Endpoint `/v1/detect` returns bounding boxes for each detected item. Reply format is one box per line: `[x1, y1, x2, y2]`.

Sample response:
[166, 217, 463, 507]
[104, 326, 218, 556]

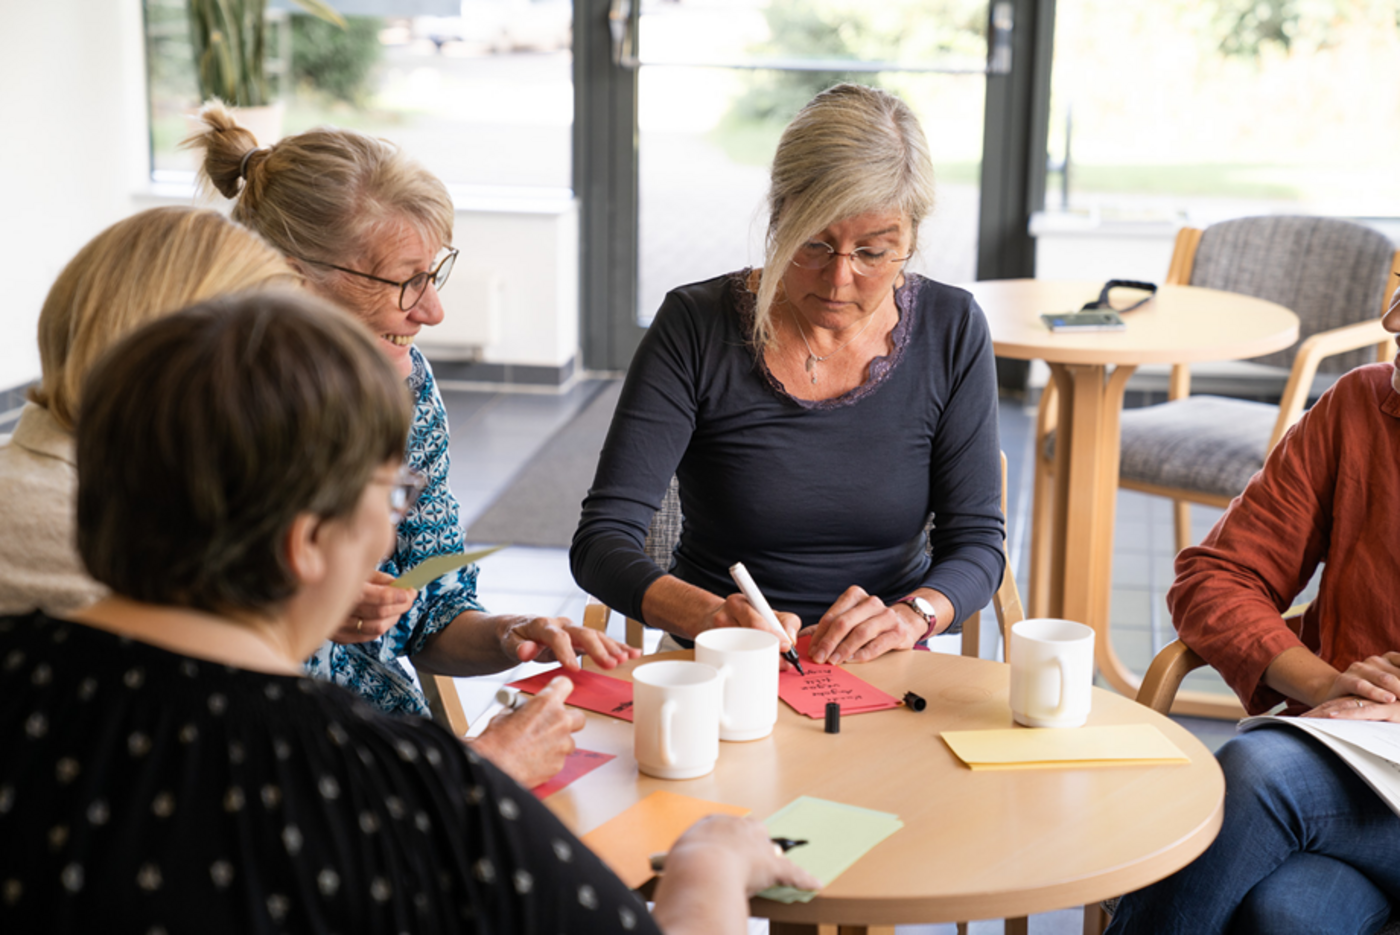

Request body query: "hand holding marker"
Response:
[728, 562, 805, 675]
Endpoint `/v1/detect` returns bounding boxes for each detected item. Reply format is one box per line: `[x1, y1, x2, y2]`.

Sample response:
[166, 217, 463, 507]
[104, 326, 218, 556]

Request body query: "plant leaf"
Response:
[287, 0, 346, 29]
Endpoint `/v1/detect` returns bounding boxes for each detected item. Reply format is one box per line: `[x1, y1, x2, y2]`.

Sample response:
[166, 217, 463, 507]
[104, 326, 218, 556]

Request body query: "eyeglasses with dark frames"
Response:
[790, 242, 912, 277]
[293, 247, 458, 311]
[389, 465, 428, 525]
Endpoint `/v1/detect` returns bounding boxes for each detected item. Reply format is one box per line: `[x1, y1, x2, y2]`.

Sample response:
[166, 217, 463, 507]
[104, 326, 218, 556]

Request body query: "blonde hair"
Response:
[30, 207, 293, 430]
[754, 84, 936, 348]
[184, 102, 454, 287]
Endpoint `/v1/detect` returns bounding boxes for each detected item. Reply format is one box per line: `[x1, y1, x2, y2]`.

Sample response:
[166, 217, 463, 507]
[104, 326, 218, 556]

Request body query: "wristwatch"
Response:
[896, 595, 938, 642]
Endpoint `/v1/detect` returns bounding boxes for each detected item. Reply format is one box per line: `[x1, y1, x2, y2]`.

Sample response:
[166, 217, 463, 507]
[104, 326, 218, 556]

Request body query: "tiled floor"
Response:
[438, 376, 1243, 934]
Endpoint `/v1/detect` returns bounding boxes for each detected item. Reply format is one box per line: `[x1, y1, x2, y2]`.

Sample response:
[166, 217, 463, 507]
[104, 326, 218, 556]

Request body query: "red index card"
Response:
[531, 748, 616, 799]
[507, 666, 635, 721]
[778, 635, 902, 718]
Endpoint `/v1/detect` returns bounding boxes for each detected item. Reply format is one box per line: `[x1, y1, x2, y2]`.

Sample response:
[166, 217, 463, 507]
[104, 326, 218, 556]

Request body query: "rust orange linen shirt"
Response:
[1168, 363, 1400, 716]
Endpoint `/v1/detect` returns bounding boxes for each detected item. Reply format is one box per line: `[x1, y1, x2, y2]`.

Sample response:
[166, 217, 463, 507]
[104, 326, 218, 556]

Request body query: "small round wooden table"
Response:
[965, 280, 1299, 711]
[545, 648, 1225, 933]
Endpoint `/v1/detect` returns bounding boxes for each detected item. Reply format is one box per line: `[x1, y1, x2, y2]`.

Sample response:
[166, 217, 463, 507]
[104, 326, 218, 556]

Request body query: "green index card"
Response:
[391, 545, 506, 590]
[758, 796, 903, 904]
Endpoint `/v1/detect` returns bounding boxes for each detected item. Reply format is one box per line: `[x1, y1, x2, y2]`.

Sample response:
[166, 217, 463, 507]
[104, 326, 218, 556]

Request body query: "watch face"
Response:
[910, 597, 934, 617]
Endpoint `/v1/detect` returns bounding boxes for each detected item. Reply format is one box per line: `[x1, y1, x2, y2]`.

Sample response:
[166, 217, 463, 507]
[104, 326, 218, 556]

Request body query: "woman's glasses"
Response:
[294, 248, 458, 311]
[389, 465, 428, 524]
[790, 242, 911, 277]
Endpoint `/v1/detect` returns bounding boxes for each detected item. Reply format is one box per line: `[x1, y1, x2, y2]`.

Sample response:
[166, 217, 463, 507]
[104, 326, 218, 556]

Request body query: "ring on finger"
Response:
[1356, 699, 1365, 708]
[356, 618, 364, 633]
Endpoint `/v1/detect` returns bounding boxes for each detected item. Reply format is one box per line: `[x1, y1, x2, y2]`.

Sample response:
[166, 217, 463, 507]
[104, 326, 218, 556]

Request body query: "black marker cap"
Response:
[824, 701, 840, 734]
[903, 691, 927, 712]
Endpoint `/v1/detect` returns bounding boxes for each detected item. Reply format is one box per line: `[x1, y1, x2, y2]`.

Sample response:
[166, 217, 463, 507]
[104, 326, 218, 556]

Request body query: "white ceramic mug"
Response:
[695, 628, 779, 741]
[632, 660, 722, 779]
[1009, 618, 1095, 728]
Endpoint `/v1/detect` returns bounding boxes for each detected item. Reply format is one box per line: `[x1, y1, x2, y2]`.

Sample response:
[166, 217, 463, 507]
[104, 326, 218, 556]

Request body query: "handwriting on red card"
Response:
[777, 635, 902, 718]
[507, 666, 635, 721]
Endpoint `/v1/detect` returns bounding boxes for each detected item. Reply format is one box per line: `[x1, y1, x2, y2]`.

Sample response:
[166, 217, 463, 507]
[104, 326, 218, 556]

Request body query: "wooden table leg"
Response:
[1044, 363, 1247, 718]
[1046, 362, 1142, 700]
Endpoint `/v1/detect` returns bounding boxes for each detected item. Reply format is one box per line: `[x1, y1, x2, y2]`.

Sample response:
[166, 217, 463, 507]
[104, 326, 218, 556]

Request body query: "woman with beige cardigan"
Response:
[0, 206, 292, 617]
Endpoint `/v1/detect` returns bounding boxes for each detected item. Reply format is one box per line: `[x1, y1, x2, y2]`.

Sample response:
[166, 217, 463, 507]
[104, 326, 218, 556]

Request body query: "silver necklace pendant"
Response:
[805, 354, 818, 383]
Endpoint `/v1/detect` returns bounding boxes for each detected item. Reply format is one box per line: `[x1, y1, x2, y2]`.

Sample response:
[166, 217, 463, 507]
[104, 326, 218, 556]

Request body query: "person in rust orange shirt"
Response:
[1108, 280, 1400, 934]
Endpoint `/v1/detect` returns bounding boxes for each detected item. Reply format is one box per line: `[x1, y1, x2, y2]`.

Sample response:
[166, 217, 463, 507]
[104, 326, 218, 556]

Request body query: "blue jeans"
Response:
[1106, 727, 1400, 935]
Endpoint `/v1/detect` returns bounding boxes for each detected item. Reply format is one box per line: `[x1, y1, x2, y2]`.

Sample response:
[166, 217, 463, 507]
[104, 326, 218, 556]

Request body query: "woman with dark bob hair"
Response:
[0, 292, 816, 933]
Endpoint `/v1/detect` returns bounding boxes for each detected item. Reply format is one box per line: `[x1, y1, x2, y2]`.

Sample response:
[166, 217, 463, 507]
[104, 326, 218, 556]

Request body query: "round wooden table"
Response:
[965, 280, 1299, 710]
[545, 648, 1225, 932]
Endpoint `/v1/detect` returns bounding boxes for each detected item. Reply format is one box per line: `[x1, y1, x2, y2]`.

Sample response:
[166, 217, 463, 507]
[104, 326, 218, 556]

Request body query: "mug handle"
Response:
[715, 664, 733, 732]
[659, 699, 678, 766]
[1050, 658, 1068, 719]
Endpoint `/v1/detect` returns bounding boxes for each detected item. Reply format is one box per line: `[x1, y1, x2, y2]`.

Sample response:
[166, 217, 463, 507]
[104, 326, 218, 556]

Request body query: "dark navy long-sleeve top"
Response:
[571, 270, 1005, 631]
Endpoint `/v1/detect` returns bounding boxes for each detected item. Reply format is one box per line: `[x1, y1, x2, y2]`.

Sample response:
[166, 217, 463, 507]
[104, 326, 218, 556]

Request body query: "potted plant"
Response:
[188, 0, 345, 140]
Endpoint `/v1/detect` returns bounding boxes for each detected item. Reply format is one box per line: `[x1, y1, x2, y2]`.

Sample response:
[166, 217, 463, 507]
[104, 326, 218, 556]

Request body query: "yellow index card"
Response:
[941, 724, 1191, 770]
[391, 545, 506, 590]
[581, 790, 750, 890]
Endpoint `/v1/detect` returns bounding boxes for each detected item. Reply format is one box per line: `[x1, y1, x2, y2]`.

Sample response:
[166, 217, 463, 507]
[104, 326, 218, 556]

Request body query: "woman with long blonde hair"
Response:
[573, 84, 1004, 663]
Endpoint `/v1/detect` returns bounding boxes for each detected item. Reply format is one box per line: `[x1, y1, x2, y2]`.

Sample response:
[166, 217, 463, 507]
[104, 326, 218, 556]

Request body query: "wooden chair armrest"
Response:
[419, 672, 471, 737]
[1270, 319, 1391, 451]
[1136, 640, 1209, 715]
[582, 596, 612, 633]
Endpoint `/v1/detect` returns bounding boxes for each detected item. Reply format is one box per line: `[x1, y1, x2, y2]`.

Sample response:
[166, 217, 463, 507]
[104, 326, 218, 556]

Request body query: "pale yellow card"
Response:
[941, 724, 1191, 770]
[391, 545, 506, 590]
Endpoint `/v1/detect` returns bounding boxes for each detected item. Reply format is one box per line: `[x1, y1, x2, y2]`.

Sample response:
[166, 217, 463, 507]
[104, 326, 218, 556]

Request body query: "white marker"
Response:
[494, 687, 528, 710]
[728, 562, 804, 674]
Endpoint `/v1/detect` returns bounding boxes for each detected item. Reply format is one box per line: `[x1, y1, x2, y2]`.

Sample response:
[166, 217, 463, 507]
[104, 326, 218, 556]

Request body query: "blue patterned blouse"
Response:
[304, 348, 484, 717]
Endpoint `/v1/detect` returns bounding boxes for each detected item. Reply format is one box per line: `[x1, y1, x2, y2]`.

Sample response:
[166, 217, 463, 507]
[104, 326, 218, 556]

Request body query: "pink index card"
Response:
[507, 666, 635, 721]
[531, 748, 616, 799]
[778, 635, 902, 718]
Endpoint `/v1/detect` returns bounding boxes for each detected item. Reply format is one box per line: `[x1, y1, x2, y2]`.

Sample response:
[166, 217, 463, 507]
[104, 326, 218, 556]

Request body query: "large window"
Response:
[143, 0, 573, 191]
[632, 0, 991, 324]
[1047, 0, 1400, 221]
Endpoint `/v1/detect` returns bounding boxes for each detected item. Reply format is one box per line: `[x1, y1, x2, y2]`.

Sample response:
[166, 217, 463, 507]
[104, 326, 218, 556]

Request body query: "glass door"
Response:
[620, 0, 1006, 325]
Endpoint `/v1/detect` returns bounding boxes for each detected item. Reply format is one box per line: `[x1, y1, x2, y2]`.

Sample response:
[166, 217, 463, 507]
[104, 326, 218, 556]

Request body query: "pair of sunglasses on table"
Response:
[1041, 279, 1157, 333]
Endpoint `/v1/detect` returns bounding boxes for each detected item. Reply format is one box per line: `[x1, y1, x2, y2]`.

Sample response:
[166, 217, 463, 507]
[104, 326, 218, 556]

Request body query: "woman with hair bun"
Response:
[184, 106, 637, 788]
[0, 206, 292, 619]
[572, 84, 1004, 662]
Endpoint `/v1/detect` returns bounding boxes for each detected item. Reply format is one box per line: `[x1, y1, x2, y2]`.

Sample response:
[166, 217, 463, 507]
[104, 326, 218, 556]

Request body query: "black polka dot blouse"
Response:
[0, 611, 659, 934]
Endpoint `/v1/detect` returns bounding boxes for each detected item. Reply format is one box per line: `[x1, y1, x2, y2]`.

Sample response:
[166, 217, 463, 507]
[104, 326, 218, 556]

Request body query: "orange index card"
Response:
[778, 635, 902, 718]
[940, 724, 1191, 770]
[581, 791, 750, 889]
[507, 665, 636, 721]
[530, 748, 615, 800]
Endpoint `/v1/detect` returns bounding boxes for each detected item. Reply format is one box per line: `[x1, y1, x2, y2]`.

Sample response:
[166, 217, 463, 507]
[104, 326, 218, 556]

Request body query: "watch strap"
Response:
[897, 596, 938, 642]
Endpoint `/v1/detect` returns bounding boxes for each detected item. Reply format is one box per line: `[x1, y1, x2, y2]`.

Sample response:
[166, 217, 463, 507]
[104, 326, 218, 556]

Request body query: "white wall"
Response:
[0, 0, 150, 394]
[0, 2, 580, 396]
[418, 194, 579, 370]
